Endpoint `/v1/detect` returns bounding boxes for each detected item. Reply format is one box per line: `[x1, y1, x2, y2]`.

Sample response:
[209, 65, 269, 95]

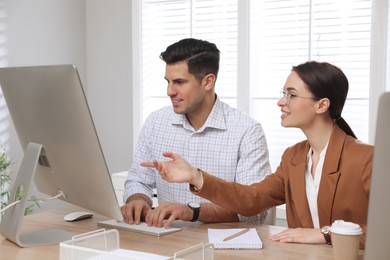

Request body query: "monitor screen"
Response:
[0, 65, 123, 223]
[364, 92, 390, 258]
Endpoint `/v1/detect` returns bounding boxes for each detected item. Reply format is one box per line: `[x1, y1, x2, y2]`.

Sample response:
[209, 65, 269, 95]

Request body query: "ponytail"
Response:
[334, 116, 357, 139]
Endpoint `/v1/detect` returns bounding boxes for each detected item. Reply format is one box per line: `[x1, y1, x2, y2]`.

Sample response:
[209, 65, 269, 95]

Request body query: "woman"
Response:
[141, 61, 373, 249]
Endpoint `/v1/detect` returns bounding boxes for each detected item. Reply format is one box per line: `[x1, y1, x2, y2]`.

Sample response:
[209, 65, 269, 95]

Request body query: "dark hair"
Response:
[292, 61, 357, 139]
[160, 38, 220, 82]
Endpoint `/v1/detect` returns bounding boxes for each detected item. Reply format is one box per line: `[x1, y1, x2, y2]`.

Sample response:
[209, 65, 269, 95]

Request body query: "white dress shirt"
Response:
[124, 97, 271, 223]
[305, 143, 328, 228]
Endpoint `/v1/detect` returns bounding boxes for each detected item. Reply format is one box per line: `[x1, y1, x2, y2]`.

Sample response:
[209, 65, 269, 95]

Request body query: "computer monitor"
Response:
[0, 64, 123, 247]
[364, 92, 390, 259]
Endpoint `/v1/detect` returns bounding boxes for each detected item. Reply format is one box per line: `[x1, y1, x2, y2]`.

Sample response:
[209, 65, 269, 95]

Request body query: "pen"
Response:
[223, 228, 251, 241]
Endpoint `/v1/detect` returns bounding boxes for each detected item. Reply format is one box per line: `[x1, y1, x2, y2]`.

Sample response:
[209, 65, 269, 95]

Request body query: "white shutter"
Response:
[141, 0, 191, 120]
[139, 0, 372, 171]
[140, 0, 238, 121]
[249, 0, 372, 170]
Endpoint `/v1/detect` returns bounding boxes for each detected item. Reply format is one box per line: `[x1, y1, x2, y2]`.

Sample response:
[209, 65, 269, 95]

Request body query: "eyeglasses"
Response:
[279, 89, 321, 105]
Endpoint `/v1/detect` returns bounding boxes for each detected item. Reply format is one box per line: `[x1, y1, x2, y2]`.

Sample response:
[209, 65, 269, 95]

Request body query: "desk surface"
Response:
[0, 206, 365, 259]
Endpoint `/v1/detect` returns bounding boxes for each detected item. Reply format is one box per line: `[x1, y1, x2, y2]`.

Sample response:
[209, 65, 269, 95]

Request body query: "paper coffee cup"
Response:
[330, 220, 362, 260]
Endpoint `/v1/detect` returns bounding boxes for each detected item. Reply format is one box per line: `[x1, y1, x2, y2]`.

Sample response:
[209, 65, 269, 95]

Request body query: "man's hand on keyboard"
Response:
[121, 194, 152, 224]
[145, 202, 193, 228]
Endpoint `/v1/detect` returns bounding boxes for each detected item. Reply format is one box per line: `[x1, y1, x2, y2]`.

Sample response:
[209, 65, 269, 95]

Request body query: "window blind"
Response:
[138, 0, 372, 172]
[249, 0, 371, 169]
[140, 0, 238, 120]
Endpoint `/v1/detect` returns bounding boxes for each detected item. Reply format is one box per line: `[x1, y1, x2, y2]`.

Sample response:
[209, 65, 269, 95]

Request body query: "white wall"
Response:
[86, 0, 133, 174]
[370, 0, 389, 143]
[1, 0, 133, 176]
[1, 0, 85, 180]
[0, 0, 133, 211]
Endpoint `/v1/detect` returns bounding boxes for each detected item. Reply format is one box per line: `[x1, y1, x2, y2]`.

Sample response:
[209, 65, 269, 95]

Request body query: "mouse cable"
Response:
[0, 200, 20, 214]
[0, 191, 65, 214]
[29, 190, 65, 203]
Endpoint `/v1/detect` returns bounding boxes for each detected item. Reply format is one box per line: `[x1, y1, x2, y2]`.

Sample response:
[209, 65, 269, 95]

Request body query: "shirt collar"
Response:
[171, 96, 227, 132]
[306, 142, 329, 161]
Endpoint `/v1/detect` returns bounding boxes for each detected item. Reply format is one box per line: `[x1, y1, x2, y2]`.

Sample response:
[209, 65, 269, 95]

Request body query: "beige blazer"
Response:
[193, 124, 373, 249]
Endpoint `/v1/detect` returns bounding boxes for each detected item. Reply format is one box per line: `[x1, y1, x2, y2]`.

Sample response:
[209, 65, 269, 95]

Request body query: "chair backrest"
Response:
[263, 207, 276, 226]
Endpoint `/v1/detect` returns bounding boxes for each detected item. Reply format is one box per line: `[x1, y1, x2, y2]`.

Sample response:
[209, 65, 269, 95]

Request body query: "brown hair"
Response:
[292, 61, 357, 139]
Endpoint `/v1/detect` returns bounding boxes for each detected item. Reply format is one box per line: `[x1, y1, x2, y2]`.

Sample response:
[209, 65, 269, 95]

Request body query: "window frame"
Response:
[131, 0, 388, 219]
[132, 0, 381, 146]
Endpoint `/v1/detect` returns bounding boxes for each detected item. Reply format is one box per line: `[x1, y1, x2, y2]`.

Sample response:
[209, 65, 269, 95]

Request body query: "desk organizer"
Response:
[60, 229, 214, 259]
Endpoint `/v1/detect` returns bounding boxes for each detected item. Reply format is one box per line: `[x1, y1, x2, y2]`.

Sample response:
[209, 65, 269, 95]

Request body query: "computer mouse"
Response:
[64, 211, 93, 222]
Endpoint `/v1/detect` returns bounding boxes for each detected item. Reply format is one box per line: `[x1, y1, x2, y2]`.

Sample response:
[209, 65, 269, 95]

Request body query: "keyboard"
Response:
[97, 219, 182, 237]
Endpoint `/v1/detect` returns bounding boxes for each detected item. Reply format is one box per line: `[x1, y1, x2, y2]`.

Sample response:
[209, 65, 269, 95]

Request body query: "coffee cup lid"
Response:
[330, 220, 362, 235]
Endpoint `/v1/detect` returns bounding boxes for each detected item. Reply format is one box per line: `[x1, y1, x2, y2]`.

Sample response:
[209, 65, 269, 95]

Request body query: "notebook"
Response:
[207, 228, 263, 250]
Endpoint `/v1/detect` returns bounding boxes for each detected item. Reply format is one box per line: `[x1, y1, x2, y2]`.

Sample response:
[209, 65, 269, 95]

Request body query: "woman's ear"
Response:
[316, 98, 330, 114]
[202, 73, 216, 91]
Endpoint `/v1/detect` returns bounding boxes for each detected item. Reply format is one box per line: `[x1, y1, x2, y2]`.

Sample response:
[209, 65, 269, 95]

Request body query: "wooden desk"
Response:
[0, 206, 365, 259]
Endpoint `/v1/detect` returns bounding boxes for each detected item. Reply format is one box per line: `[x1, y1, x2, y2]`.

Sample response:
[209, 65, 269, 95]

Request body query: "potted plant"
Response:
[0, 150, 11, 212]
[0, 149, 38, 219]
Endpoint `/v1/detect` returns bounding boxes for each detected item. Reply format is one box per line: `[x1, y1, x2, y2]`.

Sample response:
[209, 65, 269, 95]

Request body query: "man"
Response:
[121, 38, 271, 227]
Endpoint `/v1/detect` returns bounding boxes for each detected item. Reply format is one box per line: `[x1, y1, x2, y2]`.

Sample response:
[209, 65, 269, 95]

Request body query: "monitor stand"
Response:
[0, 142, 73, 247]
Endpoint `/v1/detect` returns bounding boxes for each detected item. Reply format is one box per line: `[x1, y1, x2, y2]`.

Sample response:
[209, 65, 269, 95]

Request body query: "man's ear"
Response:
[316, 98, 330, 114]
[202, 73, 216, 91]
